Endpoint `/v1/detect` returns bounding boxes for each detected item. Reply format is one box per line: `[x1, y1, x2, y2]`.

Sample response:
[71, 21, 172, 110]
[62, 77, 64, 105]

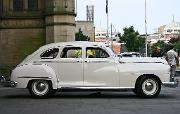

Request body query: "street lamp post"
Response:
[111, 24, 113, 49]
[106, 0, 109, 40]
[145, 0, 148, 57]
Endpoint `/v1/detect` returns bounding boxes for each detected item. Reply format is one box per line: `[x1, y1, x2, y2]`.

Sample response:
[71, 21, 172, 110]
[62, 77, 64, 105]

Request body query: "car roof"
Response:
[121, 52, 140, 55]
[39, 41, 108, 50]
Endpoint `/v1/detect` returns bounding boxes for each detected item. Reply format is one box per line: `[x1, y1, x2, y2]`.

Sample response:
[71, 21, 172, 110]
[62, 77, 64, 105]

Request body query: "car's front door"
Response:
[84, 47, 119, 87]
[58, 47, 83, 87]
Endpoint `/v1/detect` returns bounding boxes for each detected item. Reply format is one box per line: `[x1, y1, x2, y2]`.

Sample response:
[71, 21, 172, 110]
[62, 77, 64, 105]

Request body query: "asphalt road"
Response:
[0, 85, 180, 114]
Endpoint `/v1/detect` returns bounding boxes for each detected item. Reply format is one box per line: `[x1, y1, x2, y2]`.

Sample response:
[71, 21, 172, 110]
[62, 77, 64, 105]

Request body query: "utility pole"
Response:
[75, 0, 77, 14]
[111, 24, 113, 49]
[145, 0, 148, 57]
[106, 0, 109, 41]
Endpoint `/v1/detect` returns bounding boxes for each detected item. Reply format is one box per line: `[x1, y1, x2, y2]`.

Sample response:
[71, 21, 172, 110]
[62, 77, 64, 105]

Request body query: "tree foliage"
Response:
[174, 39, 180, 54]
[152, 36, 180, 56]
[75, 29, 90, 41]
[119, 26, 145, 52]
[151, 40, 167, 56]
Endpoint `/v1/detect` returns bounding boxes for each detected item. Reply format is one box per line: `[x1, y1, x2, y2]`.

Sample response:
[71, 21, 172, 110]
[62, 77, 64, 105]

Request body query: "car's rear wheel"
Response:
[135, 76, 161, 98]
[29, 80, 52, 98]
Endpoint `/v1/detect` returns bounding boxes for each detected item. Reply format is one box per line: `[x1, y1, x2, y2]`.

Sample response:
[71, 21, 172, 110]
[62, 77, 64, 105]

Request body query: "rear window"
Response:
[40, 48, 59, 59]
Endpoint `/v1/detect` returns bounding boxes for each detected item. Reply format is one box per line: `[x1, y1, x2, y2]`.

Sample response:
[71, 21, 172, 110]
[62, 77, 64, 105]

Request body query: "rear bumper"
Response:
[162, 79, 178, 88]
[0, 76, 17, 87]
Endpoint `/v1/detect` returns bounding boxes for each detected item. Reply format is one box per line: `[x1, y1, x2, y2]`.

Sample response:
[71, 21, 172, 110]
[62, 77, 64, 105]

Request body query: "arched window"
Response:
[13, 0, 23, 11]
[28, 0, 38, 11]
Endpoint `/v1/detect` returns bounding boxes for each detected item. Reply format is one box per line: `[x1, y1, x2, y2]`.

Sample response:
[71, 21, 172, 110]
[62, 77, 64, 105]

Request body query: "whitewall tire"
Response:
[135, 77, 161, 98]
[29, 80, 52, 98]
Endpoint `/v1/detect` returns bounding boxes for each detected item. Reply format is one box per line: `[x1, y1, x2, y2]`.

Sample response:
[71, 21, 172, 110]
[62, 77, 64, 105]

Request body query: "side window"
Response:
[60, 47, 82, 58]
[86, 47, 109, 58]
[40, 48, 59, 59]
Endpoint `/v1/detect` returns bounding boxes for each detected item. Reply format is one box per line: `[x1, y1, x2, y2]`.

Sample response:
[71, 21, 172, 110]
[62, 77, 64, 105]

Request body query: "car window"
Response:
[86, 47, 109, 58]
[60, 47, 82, 58]
[40, 48, 59, 59]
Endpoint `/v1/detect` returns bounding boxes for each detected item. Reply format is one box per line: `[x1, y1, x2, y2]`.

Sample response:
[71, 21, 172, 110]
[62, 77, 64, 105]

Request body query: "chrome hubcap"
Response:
[36, 82, 46, 92]
[142, 79, 158, 95]
[145, 82, 153, 91]
[32, 80, 49, 96]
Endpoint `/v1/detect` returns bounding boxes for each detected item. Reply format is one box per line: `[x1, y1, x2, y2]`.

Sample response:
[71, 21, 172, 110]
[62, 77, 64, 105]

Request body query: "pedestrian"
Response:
[165, 44, 179, 82]
[152, 47, 162, 57]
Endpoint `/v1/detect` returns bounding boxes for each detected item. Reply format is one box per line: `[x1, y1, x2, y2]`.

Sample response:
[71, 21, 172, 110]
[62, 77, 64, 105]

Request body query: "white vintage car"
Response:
[0, 42, 178, 98]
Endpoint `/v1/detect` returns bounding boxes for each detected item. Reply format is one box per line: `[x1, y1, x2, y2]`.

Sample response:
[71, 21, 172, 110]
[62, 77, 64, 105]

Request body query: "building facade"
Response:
[158, 21, 180, 42]
[144, 21, 180, 45]
[0, 0, 76, 74]
[95, 27, 121, 54]
[75, 21, 95, 42]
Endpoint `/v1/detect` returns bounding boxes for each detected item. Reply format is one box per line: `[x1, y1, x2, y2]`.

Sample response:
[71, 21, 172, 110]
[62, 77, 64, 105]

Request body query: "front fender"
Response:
[118, 63, 170, 87]
[11, 64, 58, 89]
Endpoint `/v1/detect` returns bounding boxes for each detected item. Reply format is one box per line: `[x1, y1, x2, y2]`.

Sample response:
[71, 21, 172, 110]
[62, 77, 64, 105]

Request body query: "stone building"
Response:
[0, 0, 76, 75]
[158, 21, 180, 42]
[75, 21, 95, 42]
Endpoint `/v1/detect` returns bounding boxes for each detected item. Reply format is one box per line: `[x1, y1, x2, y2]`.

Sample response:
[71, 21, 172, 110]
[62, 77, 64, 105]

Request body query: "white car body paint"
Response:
[10, 42, 172, 90]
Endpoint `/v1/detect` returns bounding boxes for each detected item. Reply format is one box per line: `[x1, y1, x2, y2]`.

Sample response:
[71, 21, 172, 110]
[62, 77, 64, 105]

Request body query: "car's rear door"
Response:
[58, 46, 84, 87]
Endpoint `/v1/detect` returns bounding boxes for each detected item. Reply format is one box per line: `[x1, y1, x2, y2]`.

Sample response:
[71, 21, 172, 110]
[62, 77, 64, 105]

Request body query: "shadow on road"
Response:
[1, 92, 177, 100]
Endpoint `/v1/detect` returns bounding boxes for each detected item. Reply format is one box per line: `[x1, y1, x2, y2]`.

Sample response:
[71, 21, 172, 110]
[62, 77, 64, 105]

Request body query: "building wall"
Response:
[0, 0, 76, 77]
[75, 21, 95, 41]
[0, 29, 45, 78]
[46, 14, 75, 43]
[158, 22, 180, 41]
[0, 0, 2, 14]
[0, 29, 45, 65]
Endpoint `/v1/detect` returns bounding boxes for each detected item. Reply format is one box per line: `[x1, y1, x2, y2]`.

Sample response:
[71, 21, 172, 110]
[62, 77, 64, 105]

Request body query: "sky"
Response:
[76, 0, 180, 34]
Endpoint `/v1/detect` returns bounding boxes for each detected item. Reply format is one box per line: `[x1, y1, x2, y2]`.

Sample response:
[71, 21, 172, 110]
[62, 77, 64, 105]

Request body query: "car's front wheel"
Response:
[29, 80, 52, 98]
[135, 76, 161, 98]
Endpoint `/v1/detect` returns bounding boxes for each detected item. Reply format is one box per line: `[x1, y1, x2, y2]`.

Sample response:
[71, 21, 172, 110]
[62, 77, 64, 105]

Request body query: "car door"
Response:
[84, 47, 119, 87]
[58, 46, 84, 87]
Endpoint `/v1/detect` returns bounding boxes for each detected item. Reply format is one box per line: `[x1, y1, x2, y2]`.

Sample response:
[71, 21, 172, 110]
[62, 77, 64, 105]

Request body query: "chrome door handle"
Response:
[85, 60, 90, 63]
[76, 60, 83, 63]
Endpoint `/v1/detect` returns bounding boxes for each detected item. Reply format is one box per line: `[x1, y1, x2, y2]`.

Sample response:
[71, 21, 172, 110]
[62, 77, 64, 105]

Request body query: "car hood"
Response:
[119, 57, 168, 64]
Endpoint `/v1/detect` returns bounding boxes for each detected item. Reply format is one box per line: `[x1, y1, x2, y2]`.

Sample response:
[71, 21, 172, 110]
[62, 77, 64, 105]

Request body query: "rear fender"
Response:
[11, 64, 58, 89]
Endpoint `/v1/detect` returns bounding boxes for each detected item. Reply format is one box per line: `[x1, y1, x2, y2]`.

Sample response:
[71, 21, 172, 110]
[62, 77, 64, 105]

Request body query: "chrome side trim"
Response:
[61, 86, 134, 90]
[84, 61, 111, 63]
[18, 76, 52, 79]
[134, 62, 162, 63]
[57, 61, 82, 63]
[34, 61, 83, 63]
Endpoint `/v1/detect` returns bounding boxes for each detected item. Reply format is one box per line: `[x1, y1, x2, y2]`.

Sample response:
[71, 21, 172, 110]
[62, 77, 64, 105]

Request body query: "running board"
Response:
[58, 87, 134, 92]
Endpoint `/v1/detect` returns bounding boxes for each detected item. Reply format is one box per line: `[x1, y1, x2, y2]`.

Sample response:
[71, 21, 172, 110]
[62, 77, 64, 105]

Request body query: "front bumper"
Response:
[162, 79, 179, 88]
[0, 76, 17, 87]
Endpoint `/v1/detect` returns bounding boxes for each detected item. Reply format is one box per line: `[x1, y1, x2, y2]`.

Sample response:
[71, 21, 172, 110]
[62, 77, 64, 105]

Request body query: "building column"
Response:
[45, 0, 76, 43]
[38, 0, 42, 10]
[0, 0, 3, 13]
[24, 0, 28, 10]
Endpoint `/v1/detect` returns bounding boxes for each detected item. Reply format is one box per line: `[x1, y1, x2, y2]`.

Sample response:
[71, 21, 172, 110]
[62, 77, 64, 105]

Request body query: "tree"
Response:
[174, 40, 180, 55]
[151, 38, 180, 56]
[151, 40, 167, 56]
[119, 26, 145, 52]
[75, 29, 90, 41]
